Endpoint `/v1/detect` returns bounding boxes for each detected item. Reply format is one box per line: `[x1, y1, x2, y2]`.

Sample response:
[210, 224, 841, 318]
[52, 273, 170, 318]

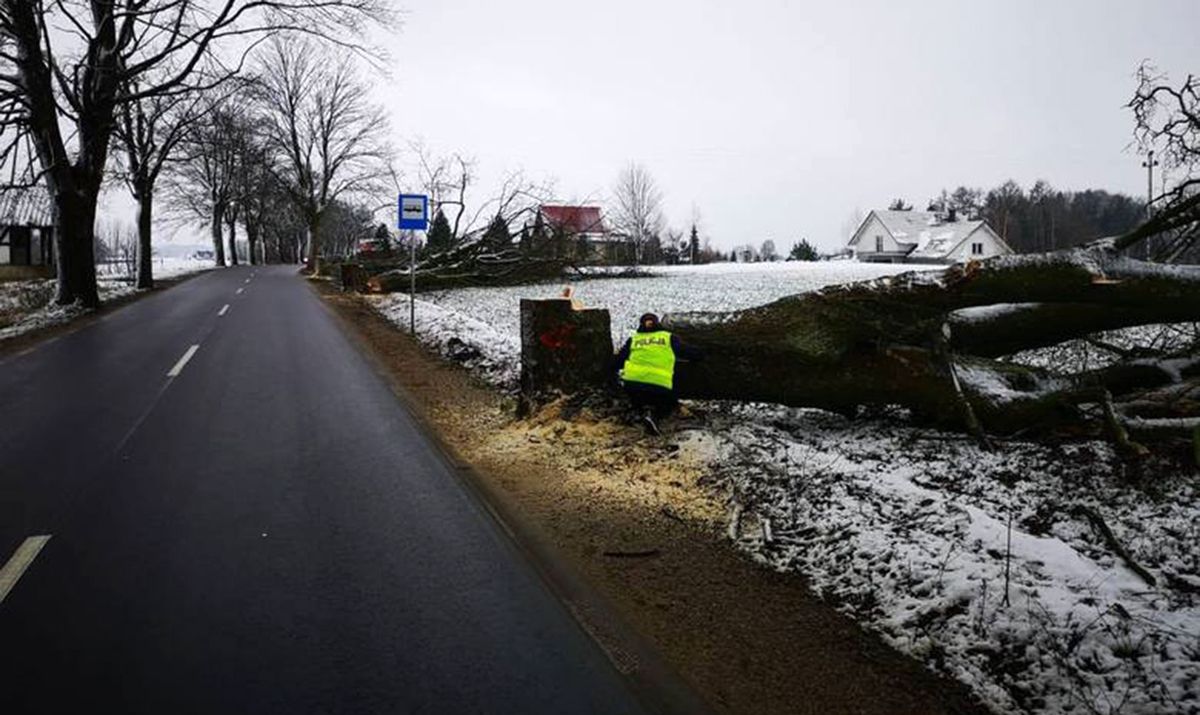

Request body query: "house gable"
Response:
[946, 223, 1011, 261]
[849, 212, 913, 255]
[851, 207, 1011, 264]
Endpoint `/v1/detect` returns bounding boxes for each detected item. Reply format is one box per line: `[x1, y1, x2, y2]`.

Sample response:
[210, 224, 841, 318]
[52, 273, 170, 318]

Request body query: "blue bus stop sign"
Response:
[398, 194, 428, 230]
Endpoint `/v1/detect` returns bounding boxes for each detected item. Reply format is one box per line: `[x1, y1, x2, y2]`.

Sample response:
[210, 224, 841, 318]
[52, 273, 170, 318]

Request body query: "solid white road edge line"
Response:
[218, 304, 230, 316]
[167, 344, 200, 377]
[0, 535, 52, 604]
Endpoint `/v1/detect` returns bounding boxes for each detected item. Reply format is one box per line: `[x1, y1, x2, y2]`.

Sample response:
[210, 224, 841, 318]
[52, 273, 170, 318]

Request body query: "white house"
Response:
[848, 209, 1012, 264]
[731, 244, 758, 263]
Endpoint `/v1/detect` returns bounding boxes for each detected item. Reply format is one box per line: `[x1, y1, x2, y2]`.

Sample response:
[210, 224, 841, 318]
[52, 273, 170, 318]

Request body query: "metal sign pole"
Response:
[397, 193, 429, 338]
[409, 229, 416, 336]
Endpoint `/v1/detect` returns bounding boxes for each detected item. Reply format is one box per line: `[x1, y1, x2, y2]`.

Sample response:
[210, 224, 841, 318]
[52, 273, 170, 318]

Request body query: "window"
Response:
[875, 235, 884, 252]
[971, 242, 983, 255]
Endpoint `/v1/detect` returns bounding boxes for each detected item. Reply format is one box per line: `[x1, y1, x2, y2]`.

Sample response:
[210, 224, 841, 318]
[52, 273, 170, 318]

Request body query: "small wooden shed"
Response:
[0, 187, 55, 276]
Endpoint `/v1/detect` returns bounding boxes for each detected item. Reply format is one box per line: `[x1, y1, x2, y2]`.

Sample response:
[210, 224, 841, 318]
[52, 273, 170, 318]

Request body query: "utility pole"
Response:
[1141, 150, 1159, 260]
[1143, 150, 1158, 217]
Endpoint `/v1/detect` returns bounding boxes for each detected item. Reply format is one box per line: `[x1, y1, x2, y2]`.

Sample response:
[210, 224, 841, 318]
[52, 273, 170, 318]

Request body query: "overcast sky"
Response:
[378, 0, 1199, 252]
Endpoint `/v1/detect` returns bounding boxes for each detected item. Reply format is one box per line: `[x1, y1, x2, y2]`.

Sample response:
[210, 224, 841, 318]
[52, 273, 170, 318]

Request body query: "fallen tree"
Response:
[366, 241, 568, 292]
[664, 216, 1200, 450]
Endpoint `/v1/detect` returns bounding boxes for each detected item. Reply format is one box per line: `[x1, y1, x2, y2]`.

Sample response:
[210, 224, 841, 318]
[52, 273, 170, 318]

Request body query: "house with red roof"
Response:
[538, 205, 605, 238]
[530, 205, 630, 264]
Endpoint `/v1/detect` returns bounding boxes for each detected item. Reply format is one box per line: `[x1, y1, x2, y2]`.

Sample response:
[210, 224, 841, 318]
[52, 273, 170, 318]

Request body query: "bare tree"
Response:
[461, 169, 555, 242]
[1129, 62, 1200, 261]
[255, 39, 391, 273]
[760, 239, 778, 262]
[164, 102, 246, 267]
[609, 163, 664, 265]
[235, 135, 285, 265]
[113, 77, 211, 288]
[0, 0, 392, 307]
[409, 141, 475, 242]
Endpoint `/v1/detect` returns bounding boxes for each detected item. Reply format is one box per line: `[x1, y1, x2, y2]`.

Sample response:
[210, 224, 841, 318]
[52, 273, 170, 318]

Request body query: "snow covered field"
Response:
[405, 260, 926, 348]
[370, 261, 1200, 715]
[96, 255, 216, 281]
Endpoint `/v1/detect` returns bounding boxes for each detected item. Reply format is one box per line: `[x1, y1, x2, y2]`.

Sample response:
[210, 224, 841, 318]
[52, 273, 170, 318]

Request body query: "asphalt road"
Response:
[0, 266, 651, 714]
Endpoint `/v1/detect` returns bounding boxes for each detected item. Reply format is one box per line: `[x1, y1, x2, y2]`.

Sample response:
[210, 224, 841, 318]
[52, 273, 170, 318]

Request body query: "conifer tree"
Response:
[788, 238, 819, 261]
[427, 210, 453, 253]
[483, 214, 511, 248]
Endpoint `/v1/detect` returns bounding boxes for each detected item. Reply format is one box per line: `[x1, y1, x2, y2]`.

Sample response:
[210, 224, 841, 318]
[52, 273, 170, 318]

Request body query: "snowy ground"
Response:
[410, 260, 927, 348]
[0, 257, 213, 342]
[95, 255, 215, 281]
[0, 279, 135, 341]
[694, 405, 1198, 715]
[368, 261, 1200, 715]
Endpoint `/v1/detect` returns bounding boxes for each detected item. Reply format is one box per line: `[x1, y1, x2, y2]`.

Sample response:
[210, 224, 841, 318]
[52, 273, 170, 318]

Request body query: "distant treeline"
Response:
[900, 181, 1146, 253]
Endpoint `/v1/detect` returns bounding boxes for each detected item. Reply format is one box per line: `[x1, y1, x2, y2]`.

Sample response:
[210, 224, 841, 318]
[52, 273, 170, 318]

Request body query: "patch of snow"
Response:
[369, 293, 519, 388]
[1010, 324, 1199, 374]
[698, 404, 1199, 715]
[0, 279, 137, 342]
[96, 256, 215, 281]
[952, 303, 1042, 324]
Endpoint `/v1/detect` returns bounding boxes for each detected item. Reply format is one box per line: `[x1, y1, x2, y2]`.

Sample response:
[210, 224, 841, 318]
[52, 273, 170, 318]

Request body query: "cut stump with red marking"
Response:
[520, 298, 613, 407]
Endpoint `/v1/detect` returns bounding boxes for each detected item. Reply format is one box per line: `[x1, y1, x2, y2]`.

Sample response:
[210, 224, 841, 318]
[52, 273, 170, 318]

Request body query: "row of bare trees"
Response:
[159, 40, 391, 278]
[0, 0, 395, 306]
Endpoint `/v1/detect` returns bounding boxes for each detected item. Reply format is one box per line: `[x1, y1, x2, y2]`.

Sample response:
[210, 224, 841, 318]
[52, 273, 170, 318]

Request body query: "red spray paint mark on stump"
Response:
[539, 323, 577, 351]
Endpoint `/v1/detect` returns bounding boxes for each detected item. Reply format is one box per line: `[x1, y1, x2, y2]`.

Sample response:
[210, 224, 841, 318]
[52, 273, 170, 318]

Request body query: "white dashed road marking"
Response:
[218, 304, 230, 317]
[0, 535, 52, 604]
[236, 288, 244, 295]
[167, 344, 200, 378]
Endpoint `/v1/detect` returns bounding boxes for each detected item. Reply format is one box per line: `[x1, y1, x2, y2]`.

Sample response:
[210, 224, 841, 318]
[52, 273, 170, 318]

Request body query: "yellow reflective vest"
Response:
[621, 330, 677, 390]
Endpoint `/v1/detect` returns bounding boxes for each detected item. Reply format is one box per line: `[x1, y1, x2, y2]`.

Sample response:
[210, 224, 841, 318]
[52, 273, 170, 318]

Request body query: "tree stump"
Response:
[338, 262, 367, 292]
[519, 298, 613, 408]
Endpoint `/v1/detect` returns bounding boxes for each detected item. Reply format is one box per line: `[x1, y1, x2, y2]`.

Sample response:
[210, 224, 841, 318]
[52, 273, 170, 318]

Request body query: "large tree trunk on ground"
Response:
[366, 242, 568, 293]
[663, 247, 1200, 439]
[135, 190, 154, 290]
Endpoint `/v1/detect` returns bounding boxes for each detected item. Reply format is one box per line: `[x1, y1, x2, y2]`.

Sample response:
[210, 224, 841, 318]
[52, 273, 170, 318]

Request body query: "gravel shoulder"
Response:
[320, 286, 990, 715]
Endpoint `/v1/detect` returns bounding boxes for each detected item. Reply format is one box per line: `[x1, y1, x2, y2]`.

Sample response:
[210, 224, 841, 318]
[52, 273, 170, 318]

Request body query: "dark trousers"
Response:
[623, 381, 678, 420]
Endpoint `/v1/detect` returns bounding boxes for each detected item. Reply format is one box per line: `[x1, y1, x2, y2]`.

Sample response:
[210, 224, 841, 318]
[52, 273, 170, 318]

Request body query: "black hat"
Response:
[638, 313, 660, 330]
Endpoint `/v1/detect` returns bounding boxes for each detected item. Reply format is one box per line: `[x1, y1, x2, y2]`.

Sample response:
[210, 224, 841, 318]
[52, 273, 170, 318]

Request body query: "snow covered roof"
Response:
[854, 210, 999, 259]
[0, 187, 53, 227]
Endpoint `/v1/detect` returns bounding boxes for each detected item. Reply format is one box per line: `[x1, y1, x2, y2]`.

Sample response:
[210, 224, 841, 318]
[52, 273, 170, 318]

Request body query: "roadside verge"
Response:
[317, 285, 989, 715]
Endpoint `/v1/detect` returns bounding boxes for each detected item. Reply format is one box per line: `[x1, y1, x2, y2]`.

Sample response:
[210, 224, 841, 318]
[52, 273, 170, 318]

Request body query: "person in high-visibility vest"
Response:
[614, 313, 703, 434]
